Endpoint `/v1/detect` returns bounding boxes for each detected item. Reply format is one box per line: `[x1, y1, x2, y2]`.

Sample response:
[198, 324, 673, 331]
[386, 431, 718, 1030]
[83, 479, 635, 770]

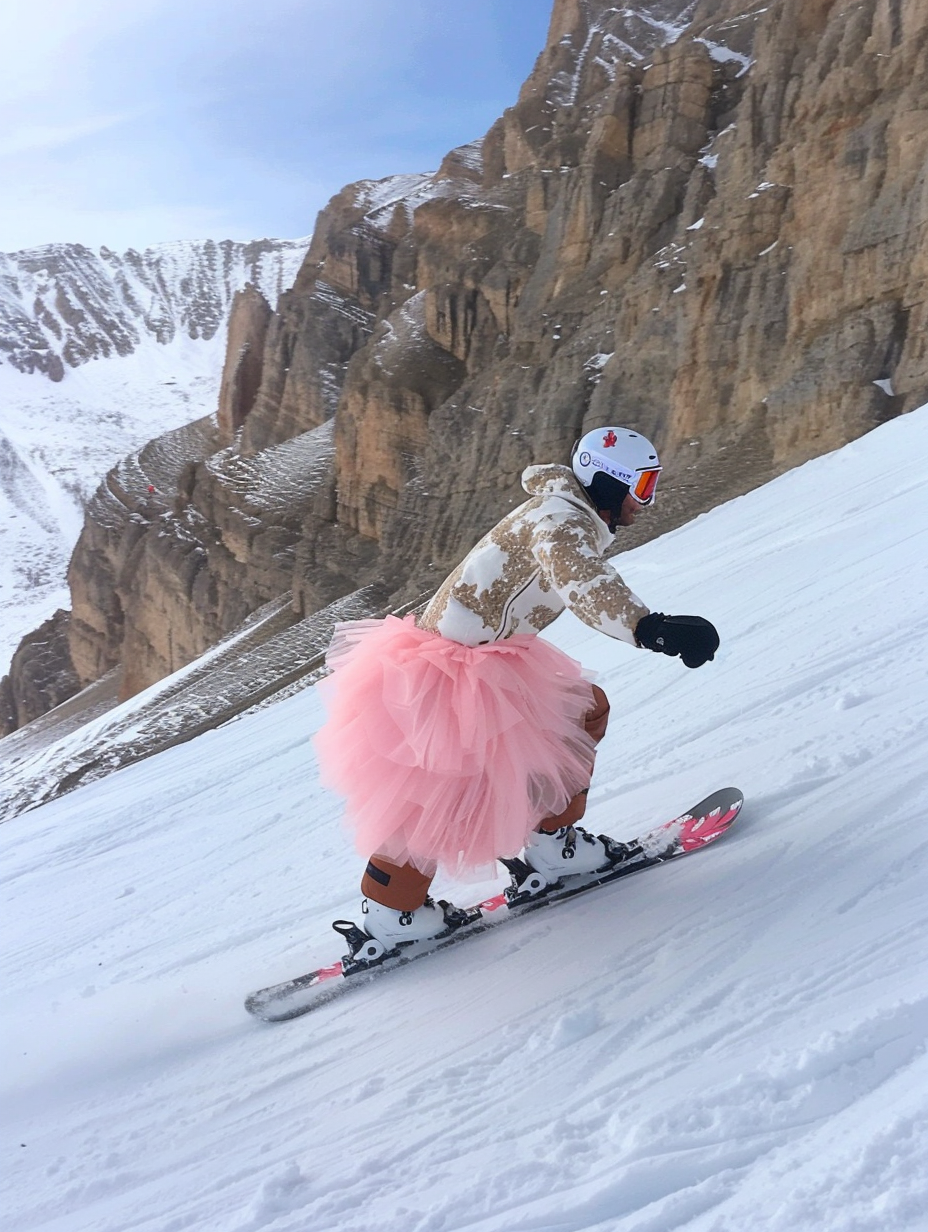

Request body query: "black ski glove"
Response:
[635, 612, 720, 668]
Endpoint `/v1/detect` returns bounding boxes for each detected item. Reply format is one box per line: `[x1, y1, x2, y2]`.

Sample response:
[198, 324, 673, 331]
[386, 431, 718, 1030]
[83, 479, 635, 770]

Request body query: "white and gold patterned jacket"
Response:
[418, 464, 650, 647]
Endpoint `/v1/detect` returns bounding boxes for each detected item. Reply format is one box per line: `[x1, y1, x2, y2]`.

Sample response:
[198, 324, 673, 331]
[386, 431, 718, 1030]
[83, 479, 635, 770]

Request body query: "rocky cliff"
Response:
[5, 0, 927, 734]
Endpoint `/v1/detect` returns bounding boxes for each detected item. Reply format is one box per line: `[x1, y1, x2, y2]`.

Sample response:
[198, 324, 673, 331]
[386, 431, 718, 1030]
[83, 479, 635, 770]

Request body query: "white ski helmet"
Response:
[572, 426, 661, 507]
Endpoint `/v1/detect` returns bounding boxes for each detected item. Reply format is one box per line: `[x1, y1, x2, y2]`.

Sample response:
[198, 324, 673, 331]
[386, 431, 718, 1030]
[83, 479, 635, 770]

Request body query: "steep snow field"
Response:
[0, 234, 311, 671]
[0, 337, 226, 668]
[3, 407, 928, 1232]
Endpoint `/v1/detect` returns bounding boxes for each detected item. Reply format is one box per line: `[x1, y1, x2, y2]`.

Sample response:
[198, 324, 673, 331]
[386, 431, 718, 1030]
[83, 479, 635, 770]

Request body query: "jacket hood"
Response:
[521, 464, 613, 548]
[522, 463, 587, 500]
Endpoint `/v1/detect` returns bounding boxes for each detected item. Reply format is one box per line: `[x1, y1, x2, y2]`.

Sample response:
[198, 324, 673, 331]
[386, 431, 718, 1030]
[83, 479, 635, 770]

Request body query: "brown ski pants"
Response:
[361, 685, 611, 911]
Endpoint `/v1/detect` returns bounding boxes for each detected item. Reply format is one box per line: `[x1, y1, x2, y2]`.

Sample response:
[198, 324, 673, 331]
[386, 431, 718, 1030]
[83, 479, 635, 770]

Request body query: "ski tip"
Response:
[676, 787, 744, 852]
[699, 787, 744, 811]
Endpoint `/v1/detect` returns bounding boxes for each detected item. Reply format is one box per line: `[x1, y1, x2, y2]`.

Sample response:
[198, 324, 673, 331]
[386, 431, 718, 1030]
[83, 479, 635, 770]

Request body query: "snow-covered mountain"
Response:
[0, 237, 311, 669]
[3, 406, 926, 1231]
[0, 238, 310, 379]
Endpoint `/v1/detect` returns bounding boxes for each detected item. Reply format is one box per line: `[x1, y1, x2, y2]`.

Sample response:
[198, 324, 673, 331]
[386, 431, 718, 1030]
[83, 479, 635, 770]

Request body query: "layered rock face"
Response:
[0, 610, 79, 734]
[6, 0, 928, 728]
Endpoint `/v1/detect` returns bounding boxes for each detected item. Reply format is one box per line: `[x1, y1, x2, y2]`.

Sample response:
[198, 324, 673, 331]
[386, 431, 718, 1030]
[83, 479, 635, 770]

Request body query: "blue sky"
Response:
[1, 0, 552, 254]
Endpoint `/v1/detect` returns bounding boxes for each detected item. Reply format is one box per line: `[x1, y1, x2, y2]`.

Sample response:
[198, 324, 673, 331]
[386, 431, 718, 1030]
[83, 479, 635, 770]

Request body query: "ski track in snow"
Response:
[3, 408, 928, 1231]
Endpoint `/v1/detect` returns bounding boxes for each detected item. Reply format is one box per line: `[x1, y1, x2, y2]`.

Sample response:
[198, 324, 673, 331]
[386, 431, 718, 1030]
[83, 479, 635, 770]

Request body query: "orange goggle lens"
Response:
[632, 467, 661, 504]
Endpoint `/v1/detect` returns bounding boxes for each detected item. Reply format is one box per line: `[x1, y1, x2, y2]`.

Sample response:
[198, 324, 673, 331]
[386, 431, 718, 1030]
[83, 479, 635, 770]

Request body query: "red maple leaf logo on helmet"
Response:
[602, 430, 618, 448]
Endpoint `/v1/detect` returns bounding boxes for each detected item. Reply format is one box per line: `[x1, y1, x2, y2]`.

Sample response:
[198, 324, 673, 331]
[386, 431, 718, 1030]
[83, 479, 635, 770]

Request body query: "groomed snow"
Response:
[3, 407, 928, 1231]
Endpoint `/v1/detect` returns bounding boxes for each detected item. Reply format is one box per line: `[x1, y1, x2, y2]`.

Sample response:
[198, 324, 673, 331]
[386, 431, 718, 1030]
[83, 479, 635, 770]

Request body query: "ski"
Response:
[245, 786, 743, 1023]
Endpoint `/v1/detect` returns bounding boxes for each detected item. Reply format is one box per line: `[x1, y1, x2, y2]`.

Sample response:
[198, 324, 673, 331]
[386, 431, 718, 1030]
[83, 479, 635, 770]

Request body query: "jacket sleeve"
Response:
[530, 505, 649, 646]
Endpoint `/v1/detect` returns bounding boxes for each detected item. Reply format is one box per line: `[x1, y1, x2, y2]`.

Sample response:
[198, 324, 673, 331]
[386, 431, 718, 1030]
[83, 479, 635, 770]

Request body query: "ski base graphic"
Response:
[245, 787, 743, 1023]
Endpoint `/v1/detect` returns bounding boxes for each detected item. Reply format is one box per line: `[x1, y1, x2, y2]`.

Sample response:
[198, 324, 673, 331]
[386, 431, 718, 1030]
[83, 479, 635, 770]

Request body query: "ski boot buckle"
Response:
[332, 919, 392, 973]
[438, 900, 483, 931]
[499, 856, 553, 907]
[600, 837, 646, 866]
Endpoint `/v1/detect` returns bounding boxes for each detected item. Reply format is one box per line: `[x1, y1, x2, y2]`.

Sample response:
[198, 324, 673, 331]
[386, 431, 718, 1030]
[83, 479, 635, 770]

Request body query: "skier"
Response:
[314, 426, 719, 955]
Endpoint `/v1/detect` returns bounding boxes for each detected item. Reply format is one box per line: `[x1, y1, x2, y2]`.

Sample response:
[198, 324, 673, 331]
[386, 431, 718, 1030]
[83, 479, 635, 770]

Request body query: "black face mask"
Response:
[584, 472, 630, 532]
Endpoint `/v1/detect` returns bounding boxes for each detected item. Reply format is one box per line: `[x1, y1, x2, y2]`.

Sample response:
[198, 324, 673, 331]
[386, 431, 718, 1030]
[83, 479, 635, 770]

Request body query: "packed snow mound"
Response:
[3, 407, 927, 1231]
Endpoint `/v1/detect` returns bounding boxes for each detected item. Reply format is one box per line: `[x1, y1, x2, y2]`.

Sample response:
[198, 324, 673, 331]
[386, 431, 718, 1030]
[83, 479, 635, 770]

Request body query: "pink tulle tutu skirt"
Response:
[313, 614, 597, 877]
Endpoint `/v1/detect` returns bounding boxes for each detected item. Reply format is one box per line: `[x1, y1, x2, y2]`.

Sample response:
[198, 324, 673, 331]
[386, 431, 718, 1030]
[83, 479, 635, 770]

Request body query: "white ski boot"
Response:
[361, 898, 451, 948]
[523, 824, 615, 880]
[502, 827, 640, 906]
[335, 898, 482, 972]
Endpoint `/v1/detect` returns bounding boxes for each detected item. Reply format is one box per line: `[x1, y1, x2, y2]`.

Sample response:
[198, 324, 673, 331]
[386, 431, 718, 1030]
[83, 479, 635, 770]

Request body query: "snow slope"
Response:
[0, 338, 226, 666]
[0, 237, 311, 670]
[3, 407, 928, 1232]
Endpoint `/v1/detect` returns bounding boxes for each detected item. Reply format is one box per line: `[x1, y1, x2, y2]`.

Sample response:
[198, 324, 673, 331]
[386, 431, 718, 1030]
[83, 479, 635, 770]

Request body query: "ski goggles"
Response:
[630, 467, 662, 505]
